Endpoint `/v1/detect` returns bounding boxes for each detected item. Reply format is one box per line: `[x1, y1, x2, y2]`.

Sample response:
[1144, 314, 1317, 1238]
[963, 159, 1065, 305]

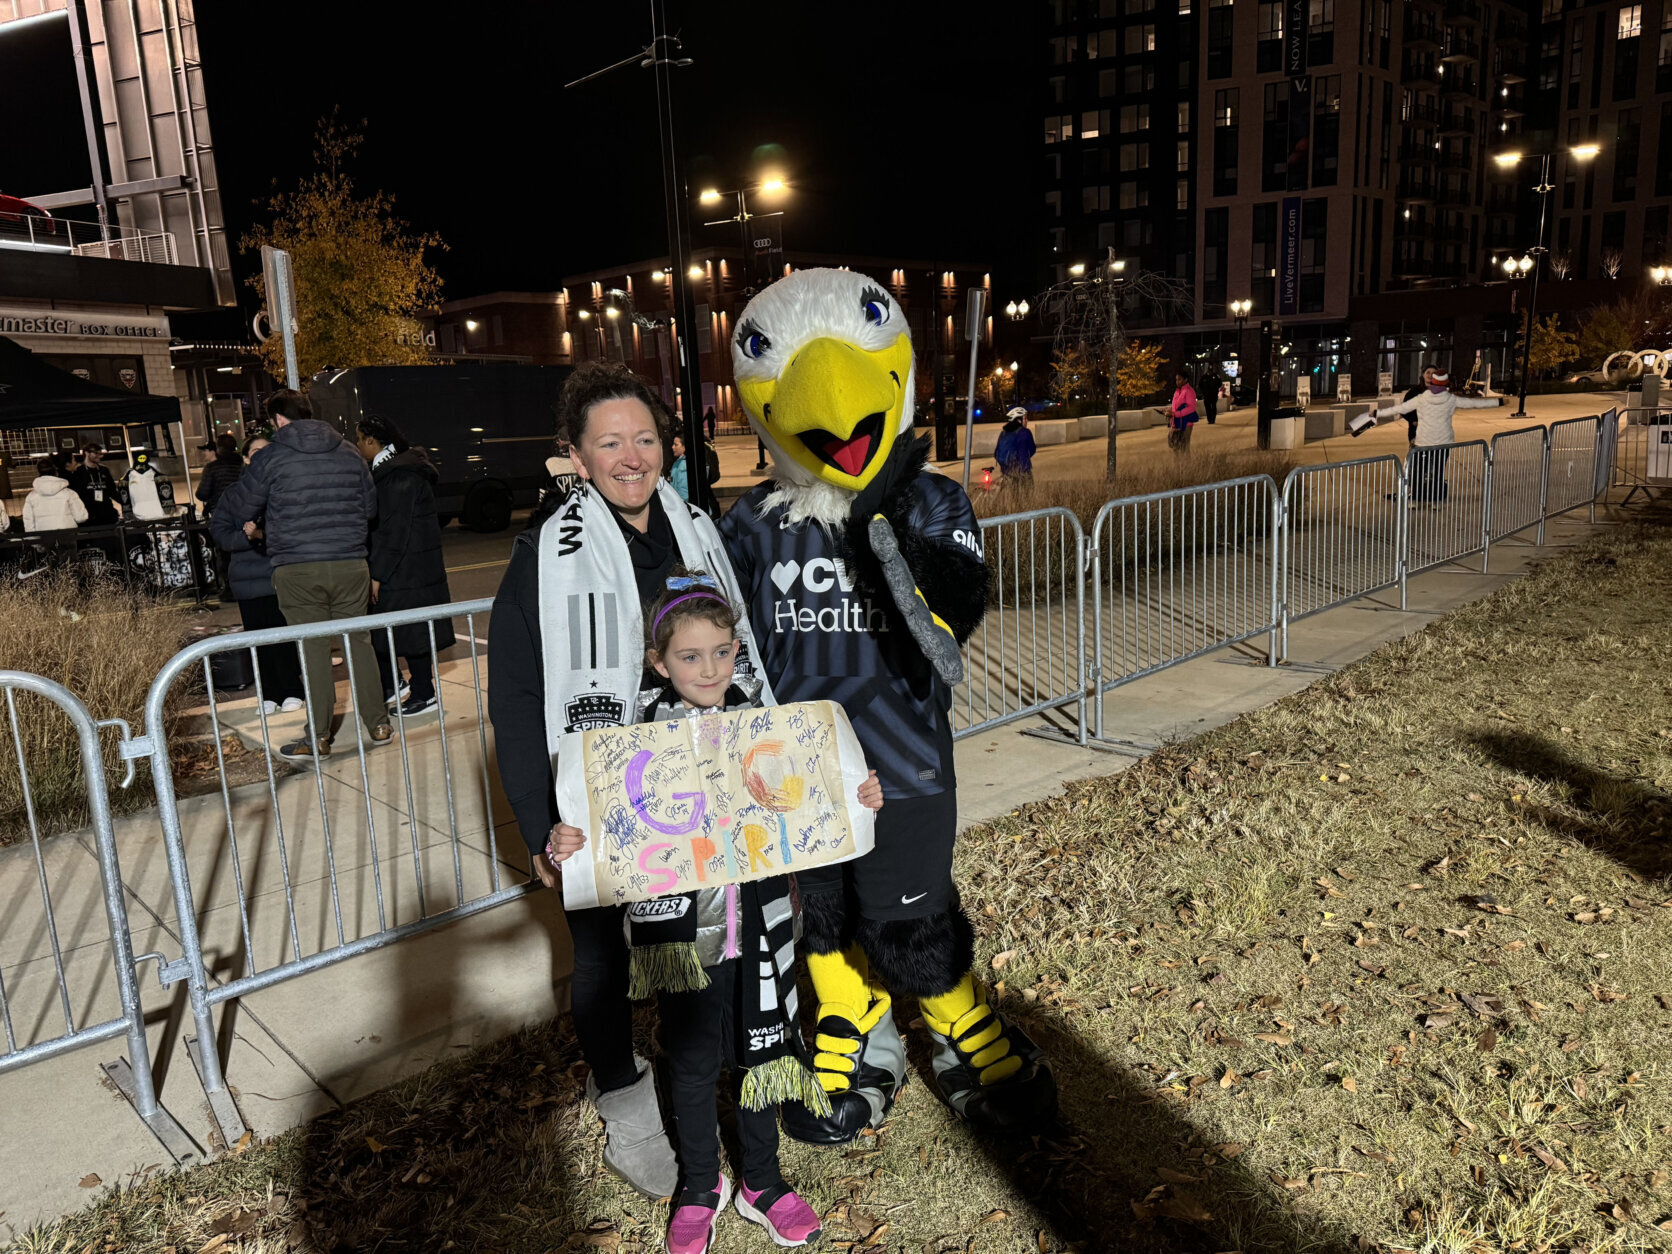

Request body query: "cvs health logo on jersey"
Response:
[769, 558, 890, 634]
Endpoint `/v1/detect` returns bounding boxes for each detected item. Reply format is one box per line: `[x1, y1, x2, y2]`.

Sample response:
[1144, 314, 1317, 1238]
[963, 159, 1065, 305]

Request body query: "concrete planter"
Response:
[1078, 413, 1110, 440]
[1269, 415, 1303, 450]
[1031, 418, 1081, 446]
[1304, 408, 1346, 440]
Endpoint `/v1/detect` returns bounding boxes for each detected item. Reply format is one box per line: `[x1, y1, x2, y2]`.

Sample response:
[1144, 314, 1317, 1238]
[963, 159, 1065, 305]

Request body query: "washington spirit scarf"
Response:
[622, 687, 829, 1115]
[537, 478, 772, 746]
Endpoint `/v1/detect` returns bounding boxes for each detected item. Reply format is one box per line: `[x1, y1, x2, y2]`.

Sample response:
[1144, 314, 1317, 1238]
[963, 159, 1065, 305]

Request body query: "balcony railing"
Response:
[0, 214, 179, 266]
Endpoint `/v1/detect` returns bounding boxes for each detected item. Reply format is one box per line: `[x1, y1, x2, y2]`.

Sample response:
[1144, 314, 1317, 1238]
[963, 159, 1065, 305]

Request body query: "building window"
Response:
[1309, 0, 1336, 65]
[1207, 0, 1234, 77]
[1120, 142, 1150, 171]
[1542, 0, 1562, 17]
[1300, 199, 1327, 313]
[1119, 181, 1150, 209]
[1203, 206, 1229, 313]
[1177, 180, 1191, 210]
[1045, 115, 1074, 143]
[1615, 14, 1641, 97]
[1312, 74, 1341, 186]
[1214, 88, 1239, 196]
[1121, 103, 1151, 132]
[1124, 65, 1157, 93]
[1179, 0, 1192, 11]
[1177, 140, 1191, 172]
[1619, 4, 1641, 38]
[1083, 184, 1112, 212]
[1082, 109, 1110, 139]
[1049, 35, 1078, 63]
[1100, 68, 1120, 97]
[1257, 1, 1284, 72]
[1086, 29, 1111, 58]
[1262, 81, 1293, 193]
[1126, 23, 1156, 53]
[1612, 108, 1641, 201]
[1178, 101, 1191, 130]
[1251, 201, 1277, 313]
[1126, 0, 1155, 11]
[1045, 190, 1062, 218]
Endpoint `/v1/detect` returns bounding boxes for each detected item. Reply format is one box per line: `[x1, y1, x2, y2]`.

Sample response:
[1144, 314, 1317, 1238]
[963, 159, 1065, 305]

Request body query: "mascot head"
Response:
[732, 268, 916, 521]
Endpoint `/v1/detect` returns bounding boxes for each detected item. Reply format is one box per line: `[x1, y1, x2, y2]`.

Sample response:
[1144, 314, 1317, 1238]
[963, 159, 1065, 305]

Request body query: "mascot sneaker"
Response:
[735, 1180, 822, 1247]
[923, 987, 1058, 1130]
[781, 1000, 906, 1145]
[666, 1175, 732, 1254]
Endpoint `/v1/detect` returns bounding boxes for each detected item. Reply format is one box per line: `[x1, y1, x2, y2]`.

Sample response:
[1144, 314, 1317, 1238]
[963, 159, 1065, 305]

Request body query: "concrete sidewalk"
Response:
[0, 494, 1627, 1240]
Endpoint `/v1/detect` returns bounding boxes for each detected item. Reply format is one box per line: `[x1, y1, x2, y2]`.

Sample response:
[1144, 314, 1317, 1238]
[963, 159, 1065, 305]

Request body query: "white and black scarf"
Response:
[537, 479, 772, 751]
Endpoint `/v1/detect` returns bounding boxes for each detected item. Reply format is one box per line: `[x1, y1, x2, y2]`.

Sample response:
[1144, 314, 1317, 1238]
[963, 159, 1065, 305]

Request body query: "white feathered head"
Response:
[731, 268, 916, 503]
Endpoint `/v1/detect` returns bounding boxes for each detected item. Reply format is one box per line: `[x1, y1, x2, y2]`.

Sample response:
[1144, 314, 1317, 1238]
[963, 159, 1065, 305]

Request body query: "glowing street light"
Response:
[1068, 262, 1086, 277]
[687, 263, 705, 280]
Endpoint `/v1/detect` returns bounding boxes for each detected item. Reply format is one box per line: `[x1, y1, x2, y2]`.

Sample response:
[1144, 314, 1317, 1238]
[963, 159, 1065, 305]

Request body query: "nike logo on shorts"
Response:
[900, 892, 928, 905]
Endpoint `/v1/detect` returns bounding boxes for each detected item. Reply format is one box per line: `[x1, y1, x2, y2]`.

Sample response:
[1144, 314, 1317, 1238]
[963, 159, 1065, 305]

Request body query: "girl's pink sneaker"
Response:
[667, 1175, 732, 1254]
[735, 1179, 821, 1247]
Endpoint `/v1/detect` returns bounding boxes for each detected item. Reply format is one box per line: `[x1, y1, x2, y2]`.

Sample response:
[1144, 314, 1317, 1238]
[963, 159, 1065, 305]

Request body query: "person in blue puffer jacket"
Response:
[993, 407, 1036, 482]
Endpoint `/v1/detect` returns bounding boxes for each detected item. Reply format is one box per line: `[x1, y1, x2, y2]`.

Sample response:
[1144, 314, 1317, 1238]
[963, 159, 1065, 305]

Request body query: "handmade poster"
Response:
[554, 700, 876, 910]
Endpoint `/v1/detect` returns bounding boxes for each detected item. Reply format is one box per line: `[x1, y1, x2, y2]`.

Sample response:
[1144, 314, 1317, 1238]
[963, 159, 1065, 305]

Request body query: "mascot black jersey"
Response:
[718, 463, 981, 800]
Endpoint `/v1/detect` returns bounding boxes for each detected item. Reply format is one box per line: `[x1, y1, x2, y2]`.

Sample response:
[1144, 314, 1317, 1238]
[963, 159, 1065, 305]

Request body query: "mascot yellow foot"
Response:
[780, 947, 908, 1145]
[920, 973, 1056, 1129]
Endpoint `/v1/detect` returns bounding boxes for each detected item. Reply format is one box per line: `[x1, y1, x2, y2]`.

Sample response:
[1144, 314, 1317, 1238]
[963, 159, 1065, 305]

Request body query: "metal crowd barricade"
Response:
[1611, 407, 1669, 503]
[1596, 407, 1620, 499]
[1404, 439, 1489, 576]
[0, 671, 197, 1161]
[1277, 456, 1405, 661]
[952, 506, 1087, 745]
[1089, 475, 1281, 738]
[1546, 415, 1602, 522]
[1484, 425, 1549, 562]
[135, 599, 536, 1146]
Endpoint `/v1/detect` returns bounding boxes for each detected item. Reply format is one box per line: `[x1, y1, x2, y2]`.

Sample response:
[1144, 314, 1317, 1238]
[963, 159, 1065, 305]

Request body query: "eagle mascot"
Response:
[718, 267, 1057, 1141]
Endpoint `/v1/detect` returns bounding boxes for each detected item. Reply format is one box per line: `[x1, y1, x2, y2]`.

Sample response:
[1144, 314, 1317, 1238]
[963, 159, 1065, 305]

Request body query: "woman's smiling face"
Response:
[571, 397, 664, 519]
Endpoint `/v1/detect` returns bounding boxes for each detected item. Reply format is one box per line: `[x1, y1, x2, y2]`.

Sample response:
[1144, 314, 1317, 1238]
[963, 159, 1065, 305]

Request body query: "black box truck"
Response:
[308, 364, 569, 531]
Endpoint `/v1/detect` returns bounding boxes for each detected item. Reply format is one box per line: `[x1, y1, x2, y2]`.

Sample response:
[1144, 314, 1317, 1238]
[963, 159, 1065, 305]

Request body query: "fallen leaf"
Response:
[232, 1130, 252, 1155]
[1156, 1167, 1201, 1184]
[1157, 1190, 1214, 1224]
[991, 950, 1016, 971]
[194, 1237, 230, 1254]
[1220, 1067, 1240, 1089]
[1214, 1142, 1245, 1159]
[1477, 1028, 1498, 1052]
[1422, 1014, 1456, 1030]
[1459, 993, 1505, 1018]
[1532, 1146, 1568, 1173]
[365, 1136, 384, 1154]
[78, 1174, 101, 1189]
[982, 1211, 1008, 1223]
[1341, 1076, 1358, 1092]
[1254, 1032, 1293, 1045]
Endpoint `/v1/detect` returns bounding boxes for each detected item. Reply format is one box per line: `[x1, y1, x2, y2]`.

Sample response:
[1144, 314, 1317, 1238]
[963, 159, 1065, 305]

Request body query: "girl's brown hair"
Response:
[644, 564, 739, 658]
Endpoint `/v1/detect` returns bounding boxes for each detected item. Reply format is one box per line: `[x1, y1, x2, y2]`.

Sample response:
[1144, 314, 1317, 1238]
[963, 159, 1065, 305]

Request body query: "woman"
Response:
[208, 437, 305, 714]
[488, 363, 772, 1202]
[668, 433, 690, 501]
[22, 456, 88, 531]
[195, 434, 245, 515]
[355, 415, 455, 717]
[1352, 366, 1501, 501]
[1168, 369, 1199, 453]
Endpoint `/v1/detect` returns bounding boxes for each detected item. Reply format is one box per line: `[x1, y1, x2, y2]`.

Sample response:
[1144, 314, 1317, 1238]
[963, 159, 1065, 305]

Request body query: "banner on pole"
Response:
[555, 701, 876, 910]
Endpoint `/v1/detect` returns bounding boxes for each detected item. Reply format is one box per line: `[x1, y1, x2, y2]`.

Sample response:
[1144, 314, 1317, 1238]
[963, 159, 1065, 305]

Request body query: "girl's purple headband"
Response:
[652, 591, 729, 635]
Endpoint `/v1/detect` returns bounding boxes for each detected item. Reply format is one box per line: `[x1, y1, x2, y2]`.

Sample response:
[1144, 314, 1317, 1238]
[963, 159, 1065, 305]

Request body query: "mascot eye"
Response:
[859, 286, 891, 326]
[738, 321, 770, 359]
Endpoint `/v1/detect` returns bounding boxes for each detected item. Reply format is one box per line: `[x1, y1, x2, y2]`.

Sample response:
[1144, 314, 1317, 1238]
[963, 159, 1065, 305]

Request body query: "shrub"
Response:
[0, 571, 197, 845]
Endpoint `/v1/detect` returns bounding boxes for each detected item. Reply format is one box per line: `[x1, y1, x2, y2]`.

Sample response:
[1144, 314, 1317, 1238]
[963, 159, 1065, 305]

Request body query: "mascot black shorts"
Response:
[797, 790, 957, 922]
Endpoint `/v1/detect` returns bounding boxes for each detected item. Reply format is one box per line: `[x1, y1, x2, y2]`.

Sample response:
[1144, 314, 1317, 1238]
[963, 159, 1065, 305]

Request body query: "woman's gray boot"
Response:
[586, 1056, 680, 1199]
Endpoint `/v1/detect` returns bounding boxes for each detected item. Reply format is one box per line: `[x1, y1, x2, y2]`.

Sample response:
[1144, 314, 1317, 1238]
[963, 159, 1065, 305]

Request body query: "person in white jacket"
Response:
[1349, 367, 1501, 501]
[22, 457, 89, 532]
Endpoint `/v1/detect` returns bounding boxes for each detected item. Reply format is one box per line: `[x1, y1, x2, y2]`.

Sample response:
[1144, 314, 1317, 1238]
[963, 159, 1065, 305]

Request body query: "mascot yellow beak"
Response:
[739, 332, 913, 490]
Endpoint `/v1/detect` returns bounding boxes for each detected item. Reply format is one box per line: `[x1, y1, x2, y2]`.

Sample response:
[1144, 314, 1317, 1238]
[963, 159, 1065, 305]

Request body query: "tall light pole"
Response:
[1230, 298, 1252, 403]
[1494, 143, 1601, 418]
[566, 6, 709, 512]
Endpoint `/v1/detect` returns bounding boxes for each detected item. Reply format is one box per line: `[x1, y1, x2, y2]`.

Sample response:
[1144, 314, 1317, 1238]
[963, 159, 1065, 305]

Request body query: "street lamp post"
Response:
[1230, 299, 1252, 406]
[1494, 143, 1601, 418]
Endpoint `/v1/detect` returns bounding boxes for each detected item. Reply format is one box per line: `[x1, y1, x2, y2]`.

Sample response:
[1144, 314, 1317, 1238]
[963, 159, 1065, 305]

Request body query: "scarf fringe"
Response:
[739, 1054, 834, 1117]
[627, 942, 711, 999]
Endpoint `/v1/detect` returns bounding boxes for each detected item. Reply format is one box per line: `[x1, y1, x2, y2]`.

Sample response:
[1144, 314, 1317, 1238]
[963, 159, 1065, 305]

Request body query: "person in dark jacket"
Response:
[355, 415, 455, 717]
[196, 434, 245, 515]
[208, 436, 305, 713]
[67, 443, 122, 525]
[993, 406, 1036, 481]
[1199, 365, 1221, 425]
[215, 389, 387, 761]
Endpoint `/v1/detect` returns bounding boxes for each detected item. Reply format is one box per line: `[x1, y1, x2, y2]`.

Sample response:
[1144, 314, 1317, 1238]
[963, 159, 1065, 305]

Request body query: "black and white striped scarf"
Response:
[537, 479, 772, 748]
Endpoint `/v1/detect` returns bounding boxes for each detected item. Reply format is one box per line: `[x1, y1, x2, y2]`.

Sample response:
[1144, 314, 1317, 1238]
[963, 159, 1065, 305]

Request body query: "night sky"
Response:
[182, 3, 1043, 304]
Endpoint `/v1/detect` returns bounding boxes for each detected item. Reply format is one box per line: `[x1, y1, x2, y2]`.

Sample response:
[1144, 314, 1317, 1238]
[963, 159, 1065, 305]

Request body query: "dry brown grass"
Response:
[14, 507, 1672, 1254]
[0, 571, 197, 845]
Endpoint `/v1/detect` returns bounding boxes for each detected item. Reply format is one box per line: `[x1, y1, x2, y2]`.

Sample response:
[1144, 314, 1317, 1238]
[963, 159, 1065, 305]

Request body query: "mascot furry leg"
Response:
[717, 267, 1057, 1141]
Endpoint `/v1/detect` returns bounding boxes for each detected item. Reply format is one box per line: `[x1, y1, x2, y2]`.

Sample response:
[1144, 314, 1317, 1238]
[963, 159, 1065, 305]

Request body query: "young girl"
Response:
[548, 568, 883, 1254]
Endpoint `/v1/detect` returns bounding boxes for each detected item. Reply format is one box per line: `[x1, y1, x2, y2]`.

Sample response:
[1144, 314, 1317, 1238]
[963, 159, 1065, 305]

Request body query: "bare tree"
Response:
[1600, 248, 1624, 280]
[1548, 252, 1573, 281]
[1033, 248, 1193, 481]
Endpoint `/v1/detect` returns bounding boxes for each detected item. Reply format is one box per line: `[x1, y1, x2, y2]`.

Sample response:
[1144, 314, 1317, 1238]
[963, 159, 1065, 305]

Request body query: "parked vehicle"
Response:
[307, 365, 570, 532]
